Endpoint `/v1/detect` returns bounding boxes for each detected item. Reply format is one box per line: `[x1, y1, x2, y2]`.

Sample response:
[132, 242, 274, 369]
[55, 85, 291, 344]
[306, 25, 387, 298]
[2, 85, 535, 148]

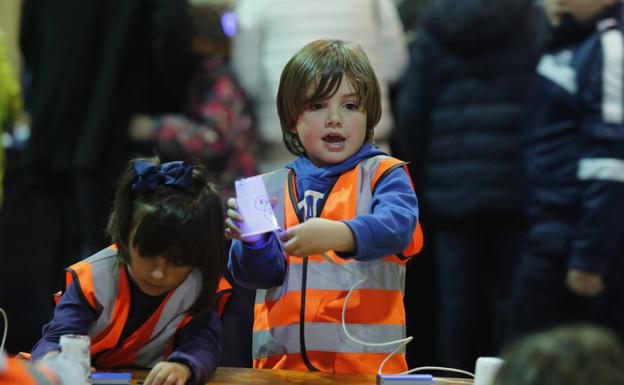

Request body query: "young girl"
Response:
[31, 157, 229, 385]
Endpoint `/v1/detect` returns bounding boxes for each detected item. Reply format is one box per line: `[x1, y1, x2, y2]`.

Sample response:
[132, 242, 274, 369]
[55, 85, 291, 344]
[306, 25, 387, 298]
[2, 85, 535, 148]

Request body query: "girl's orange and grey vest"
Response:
[60, 247, 231, 369]
[253, 155, 423, 373]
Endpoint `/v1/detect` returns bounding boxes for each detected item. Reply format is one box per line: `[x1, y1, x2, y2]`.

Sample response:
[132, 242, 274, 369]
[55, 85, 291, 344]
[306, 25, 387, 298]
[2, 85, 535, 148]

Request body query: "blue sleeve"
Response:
[167, 310, 221, 385]
[31, 281, 96, 359]
[227, 233, 287, 289]
[572, 27, 624, 274]
[340, 166, 419, 261]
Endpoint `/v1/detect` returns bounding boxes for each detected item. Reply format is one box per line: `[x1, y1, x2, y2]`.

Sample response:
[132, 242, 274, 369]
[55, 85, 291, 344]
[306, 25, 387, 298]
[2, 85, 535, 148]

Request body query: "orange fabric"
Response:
[65, 260, 97, 310]
[254, 351, 407, 374]
[254, 289, 405, 330]
[2, 359, 39, 385]
[216, 277, 233, 318]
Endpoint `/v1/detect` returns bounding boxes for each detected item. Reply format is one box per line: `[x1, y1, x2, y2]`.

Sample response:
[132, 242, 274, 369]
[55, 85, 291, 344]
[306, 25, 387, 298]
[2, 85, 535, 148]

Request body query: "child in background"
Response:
[31, 157, 229, 385]
[494, 325, 624, 385]
[225, 39, 423, 374]
[507, 0, 624, 344]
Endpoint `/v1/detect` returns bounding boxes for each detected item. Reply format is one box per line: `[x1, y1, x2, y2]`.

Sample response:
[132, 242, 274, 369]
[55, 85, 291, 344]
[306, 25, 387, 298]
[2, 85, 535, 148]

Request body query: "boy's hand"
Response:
[224, 197, 262, 243]
[279, 218, 355, 257]
[566, 269, 604, 297]
[144, 361, 191, 385]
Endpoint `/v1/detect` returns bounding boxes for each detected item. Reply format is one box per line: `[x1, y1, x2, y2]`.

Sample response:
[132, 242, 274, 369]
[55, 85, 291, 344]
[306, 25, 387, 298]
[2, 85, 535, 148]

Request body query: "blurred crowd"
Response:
[0, 0, 623, 378]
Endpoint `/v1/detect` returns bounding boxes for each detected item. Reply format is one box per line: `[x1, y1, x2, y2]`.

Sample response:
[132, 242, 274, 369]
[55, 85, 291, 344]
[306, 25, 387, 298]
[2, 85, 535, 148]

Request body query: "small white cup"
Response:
[59, 334, 91, 380]
[473, 356, 504, 385]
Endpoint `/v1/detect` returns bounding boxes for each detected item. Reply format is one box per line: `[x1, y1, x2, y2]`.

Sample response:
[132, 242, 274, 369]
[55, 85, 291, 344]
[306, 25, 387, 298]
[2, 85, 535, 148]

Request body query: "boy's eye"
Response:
[308, 102, 324, 110]
[344, 102, 359, 110]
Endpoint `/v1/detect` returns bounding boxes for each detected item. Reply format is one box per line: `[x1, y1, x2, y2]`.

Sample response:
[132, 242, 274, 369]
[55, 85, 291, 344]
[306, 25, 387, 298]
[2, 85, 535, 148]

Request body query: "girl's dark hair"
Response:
[107, 156, 226, 316]
[277, 39, 382, 155]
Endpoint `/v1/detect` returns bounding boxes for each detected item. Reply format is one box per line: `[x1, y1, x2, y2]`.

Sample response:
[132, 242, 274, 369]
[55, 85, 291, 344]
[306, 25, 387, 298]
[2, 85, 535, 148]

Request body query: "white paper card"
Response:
[235, 175, 279, 237]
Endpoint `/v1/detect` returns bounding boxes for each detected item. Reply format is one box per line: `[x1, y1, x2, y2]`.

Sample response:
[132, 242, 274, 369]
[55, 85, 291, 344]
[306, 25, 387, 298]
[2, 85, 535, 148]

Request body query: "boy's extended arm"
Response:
[227, 234, 287, 289]
[167, 310, 221, 385]
[341, 166, 419, 261]
[31, 282, 95, 359]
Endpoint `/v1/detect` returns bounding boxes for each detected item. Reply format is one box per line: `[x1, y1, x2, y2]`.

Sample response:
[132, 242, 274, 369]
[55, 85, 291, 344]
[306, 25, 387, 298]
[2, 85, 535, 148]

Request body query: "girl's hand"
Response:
[144, 361, 191, 385]
[566, 269, 604, 297]
[279, 218, 355, 257]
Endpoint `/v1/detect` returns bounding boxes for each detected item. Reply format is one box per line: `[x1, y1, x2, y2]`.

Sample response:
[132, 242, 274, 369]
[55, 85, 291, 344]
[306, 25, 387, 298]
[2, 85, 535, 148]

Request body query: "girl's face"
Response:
[126, 234, 193, 296]
[292, 77, 367, 167]
[545, 0, 615, 25]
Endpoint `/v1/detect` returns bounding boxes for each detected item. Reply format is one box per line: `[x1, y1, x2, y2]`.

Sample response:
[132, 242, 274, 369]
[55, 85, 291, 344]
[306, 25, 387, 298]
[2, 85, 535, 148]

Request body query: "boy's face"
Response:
[126, 232, 192, 296]
[291, 77, 367, 167]
[545, 0, 616, 25]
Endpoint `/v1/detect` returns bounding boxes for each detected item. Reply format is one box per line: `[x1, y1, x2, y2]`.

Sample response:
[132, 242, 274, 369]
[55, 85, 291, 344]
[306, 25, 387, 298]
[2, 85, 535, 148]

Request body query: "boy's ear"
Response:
[289, 126, 298, 134]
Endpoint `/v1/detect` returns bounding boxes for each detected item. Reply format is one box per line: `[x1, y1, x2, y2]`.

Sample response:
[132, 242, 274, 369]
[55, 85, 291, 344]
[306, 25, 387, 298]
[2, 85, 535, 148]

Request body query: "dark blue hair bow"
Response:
[131, 160, 193, 192]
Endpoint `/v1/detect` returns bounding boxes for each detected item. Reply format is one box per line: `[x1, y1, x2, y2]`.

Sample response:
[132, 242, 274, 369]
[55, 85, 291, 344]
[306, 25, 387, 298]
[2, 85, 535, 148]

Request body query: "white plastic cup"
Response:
[473, 356, 504, 385]
[59, 334, 91, 380]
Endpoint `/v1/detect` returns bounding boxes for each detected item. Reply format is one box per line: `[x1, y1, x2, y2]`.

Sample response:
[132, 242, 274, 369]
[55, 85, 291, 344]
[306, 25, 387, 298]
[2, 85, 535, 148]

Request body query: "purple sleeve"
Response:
[227, 233, 287, 289]
[31, 281, 96, 359]
[167, 310, 221, 385]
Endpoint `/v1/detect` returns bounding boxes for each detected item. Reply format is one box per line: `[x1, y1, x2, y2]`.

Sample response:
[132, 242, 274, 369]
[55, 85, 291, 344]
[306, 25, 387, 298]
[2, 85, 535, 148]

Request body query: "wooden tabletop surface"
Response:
[131, 367, 474, 385]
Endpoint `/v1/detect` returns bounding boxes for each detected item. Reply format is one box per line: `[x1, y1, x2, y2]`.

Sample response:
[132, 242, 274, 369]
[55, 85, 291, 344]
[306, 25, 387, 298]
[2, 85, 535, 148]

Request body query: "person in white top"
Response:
[232, 0, 408, 172]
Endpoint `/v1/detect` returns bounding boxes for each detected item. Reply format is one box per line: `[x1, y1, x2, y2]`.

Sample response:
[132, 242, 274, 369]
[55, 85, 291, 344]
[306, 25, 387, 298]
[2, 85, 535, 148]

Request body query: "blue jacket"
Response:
[228, 143, 419, 289]
[523, 3, 624, 275]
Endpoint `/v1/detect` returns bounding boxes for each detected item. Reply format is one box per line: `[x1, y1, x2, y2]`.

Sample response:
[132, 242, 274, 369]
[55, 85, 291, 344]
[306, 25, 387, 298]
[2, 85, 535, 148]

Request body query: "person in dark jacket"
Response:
[395, 0, 547, 370]
[506, 0, 624, 345]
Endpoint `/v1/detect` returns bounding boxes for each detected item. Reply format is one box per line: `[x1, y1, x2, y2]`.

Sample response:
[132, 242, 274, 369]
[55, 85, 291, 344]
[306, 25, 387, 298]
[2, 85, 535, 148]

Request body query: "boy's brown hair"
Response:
[277, 39, 382, 155]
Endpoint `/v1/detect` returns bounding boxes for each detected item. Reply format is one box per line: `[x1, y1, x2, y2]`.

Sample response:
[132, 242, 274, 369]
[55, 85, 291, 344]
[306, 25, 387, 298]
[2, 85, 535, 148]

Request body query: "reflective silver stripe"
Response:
[84, 249, 120, 337]
[252, 323, 406, 359]
[256, 260, 405, 303]
[601, 28, 624, 124]
[578, 158, 624, 183]
[537, 53, 577, 94]
[135, 270, 201, 367]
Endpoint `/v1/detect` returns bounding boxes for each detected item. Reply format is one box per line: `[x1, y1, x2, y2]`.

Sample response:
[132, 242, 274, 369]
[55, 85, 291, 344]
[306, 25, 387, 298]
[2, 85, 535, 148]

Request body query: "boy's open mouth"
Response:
[322, 134, 345, 144]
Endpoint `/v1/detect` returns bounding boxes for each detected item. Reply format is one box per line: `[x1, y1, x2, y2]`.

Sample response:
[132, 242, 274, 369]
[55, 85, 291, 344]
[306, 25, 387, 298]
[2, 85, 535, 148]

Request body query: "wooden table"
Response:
[131, 367, 473, 385]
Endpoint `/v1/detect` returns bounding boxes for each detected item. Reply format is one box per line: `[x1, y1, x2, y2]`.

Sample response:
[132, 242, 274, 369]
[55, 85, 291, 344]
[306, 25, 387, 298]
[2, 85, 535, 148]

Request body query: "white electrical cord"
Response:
[321, 254, 475, 379]
[0, 308, 7, 353]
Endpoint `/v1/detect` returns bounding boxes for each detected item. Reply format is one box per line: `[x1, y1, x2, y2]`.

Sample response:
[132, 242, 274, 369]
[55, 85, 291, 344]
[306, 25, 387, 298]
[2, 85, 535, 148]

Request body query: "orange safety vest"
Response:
[61, 246, 231, 369]
[252, 155, 423, 374]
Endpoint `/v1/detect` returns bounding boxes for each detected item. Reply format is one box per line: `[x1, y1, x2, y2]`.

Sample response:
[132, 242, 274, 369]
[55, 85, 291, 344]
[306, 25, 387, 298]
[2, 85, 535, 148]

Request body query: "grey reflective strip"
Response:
[85, 249, 120, 337]
[356, 156, 385, 216]
[135, 269, 201, 367]
[253, 323, 406, 359]
[537, 53, 577, 94]
[601, 29, 624, 124]
[257, 260, 405, 303]
[261, 168, 288, 230]
[578, 158, 624, 183]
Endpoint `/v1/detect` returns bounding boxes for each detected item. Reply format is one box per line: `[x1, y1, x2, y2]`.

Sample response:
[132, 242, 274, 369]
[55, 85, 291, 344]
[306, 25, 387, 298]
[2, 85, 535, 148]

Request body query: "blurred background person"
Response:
[231, 0, 408, 172]
[0, 0, 193, 354]
[0, 28, 22, 207]
[507, 0, 624, 346]
[494, 324, 624, 385]
[395, 0, 547, 370]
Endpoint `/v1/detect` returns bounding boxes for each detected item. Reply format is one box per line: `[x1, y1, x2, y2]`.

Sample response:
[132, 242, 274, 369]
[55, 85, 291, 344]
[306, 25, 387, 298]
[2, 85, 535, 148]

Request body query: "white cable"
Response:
[0, 308, 7, 353]
[320, 254, 475, 379]
[320, 254, 412, 375]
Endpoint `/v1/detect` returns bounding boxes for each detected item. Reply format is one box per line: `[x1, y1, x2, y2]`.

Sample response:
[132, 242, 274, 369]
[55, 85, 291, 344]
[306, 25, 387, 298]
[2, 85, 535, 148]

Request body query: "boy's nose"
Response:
[325, 110, 343, 128]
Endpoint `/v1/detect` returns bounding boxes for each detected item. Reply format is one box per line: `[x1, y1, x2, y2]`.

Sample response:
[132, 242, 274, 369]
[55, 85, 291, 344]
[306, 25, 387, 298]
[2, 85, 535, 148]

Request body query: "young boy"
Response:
[225, 39, 423, 374]
[507, 0, 624, 343]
